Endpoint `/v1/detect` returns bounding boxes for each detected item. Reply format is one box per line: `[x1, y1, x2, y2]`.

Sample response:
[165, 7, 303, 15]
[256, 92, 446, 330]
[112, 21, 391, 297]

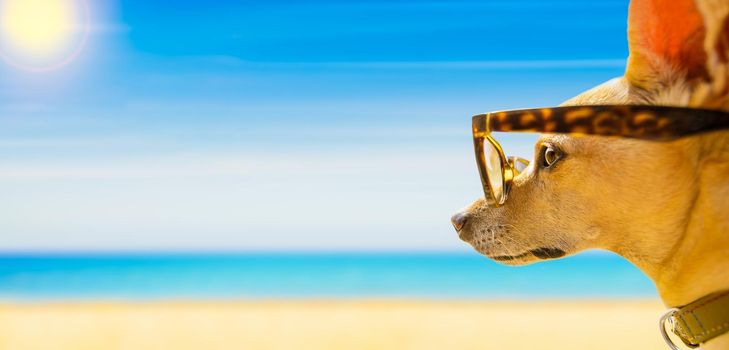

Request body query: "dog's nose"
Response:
[450, 211, 469, 232]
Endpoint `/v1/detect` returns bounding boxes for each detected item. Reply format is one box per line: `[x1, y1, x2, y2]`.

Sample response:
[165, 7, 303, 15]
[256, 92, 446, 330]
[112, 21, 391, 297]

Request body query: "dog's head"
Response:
[453, 0, 729, 266]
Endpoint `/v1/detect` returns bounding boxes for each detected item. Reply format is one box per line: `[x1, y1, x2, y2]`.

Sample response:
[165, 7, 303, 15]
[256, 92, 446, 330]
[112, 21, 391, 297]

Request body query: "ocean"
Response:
[0, 251, 657, 300]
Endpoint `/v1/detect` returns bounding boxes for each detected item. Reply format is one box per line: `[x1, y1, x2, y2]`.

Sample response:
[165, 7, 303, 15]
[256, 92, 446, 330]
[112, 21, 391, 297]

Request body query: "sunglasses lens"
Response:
[482, 139, 504, 203]
[509, 156, 530, 175]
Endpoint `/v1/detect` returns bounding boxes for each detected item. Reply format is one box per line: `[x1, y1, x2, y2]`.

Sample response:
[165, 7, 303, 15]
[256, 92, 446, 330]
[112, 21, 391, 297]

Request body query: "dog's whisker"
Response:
[499, 234, 526, 259]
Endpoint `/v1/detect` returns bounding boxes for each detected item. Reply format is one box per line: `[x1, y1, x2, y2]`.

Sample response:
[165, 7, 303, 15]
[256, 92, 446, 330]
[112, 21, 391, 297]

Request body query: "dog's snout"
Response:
[450, 211, 469, 232]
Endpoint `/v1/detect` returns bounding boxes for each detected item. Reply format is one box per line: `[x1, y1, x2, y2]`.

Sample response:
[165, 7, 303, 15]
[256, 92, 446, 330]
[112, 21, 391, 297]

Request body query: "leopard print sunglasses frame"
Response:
[472, 105, 729, 206]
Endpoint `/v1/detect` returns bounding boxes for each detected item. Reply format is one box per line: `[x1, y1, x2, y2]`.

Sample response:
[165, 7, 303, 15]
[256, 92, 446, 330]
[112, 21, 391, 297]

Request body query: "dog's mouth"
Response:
[489, 247, 566, 262]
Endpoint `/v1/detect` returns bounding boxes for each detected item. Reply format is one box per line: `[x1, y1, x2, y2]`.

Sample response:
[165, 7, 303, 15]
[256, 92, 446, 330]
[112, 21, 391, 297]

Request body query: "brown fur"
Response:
[452, 1, 729, 348]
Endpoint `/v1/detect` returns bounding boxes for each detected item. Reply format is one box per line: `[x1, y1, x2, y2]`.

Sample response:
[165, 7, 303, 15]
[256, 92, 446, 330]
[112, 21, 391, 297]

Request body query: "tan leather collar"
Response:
[661, 290, 729, 349]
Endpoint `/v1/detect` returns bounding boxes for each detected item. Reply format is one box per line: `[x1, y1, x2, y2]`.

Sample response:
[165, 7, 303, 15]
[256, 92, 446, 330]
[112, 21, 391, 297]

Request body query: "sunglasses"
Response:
[472, 105, 729, 207]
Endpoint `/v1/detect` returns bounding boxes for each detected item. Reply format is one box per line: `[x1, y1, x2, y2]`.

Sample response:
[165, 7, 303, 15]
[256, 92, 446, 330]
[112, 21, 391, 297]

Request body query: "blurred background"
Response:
[0, 0, 667, 349]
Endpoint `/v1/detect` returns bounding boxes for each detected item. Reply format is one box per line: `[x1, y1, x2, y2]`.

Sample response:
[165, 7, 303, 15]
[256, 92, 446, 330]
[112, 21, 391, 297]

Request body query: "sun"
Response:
[0, 0, 88, 71]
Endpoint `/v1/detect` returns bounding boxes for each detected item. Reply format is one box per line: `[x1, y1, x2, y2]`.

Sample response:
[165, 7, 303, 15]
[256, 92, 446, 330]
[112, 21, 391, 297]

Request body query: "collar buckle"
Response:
[659, 308, 699, 349]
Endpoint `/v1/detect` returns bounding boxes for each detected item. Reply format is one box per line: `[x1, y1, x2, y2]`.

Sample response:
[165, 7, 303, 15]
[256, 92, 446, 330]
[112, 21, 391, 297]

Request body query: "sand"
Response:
[0, 300, 667, 349]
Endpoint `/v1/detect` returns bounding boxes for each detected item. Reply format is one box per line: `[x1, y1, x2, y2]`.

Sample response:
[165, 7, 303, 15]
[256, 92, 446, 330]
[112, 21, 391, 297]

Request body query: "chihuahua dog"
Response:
[452, 0, 729, 348]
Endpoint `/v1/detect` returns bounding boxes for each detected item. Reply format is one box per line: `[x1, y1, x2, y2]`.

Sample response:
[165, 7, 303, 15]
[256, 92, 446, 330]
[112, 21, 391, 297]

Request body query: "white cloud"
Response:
[0, 145, 476, 250]
[168, 56, 626, 71]
[261, 59, 627, 70]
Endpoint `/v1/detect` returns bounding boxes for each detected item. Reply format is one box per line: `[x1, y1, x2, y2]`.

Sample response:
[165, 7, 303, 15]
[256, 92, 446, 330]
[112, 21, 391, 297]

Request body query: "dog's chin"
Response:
[469, 244, 568, 266]
[486, 253, 537, 266]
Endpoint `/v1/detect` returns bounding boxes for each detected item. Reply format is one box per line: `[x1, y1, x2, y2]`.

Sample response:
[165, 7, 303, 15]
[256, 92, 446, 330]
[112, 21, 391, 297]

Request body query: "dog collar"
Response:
[659, 290, 729, 349]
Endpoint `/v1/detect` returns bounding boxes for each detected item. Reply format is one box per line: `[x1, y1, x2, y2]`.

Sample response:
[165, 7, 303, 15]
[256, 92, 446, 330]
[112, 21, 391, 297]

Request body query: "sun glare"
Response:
[0, 0, 88, 71]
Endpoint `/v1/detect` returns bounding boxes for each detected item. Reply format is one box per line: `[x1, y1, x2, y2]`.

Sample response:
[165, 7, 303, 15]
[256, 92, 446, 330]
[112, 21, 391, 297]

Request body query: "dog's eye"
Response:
[540, 145, 561, 168]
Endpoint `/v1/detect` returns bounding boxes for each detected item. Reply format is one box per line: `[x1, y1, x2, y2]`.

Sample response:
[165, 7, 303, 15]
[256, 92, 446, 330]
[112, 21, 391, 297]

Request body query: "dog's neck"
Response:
[654, 132, 729, 305]
[618, 132, 729, 349]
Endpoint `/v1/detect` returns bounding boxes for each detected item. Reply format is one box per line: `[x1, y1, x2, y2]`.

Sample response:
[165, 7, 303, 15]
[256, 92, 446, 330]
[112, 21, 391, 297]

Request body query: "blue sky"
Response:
[0, 0, 629, 251]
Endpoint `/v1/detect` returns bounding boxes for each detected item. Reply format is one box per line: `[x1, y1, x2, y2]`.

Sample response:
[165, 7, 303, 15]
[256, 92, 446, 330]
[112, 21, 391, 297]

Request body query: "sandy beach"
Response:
[0, 300, 667, 349]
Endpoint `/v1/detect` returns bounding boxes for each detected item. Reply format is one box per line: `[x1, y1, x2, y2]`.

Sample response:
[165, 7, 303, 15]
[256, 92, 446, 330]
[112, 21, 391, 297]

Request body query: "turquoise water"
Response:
[0, 252, 657, 300]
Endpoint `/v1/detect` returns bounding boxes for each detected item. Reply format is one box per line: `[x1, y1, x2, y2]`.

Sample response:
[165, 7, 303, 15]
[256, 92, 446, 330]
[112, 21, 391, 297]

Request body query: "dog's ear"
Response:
[626, 0, 729, 108]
